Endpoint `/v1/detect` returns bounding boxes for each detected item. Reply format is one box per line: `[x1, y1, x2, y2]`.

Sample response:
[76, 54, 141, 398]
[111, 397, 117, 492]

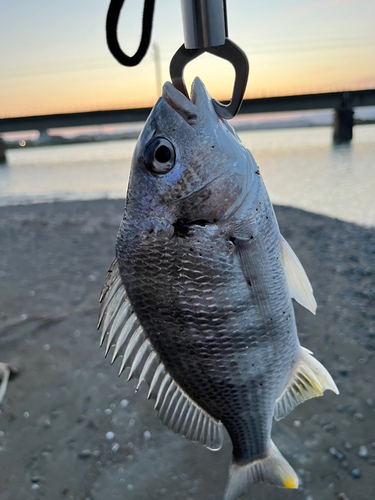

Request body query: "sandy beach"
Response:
[0, 199, 374, 500]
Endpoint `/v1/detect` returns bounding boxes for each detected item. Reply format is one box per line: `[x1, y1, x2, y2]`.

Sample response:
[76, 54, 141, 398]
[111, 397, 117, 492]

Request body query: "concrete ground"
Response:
[0, 199, 374, 500]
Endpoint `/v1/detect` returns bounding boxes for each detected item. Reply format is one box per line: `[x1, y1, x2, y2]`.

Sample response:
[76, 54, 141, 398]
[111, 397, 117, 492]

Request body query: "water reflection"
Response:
[0, 125, 374, 227]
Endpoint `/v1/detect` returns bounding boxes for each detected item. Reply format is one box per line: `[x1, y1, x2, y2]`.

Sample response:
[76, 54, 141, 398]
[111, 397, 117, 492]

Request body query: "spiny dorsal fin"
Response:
[274, 346, 339, 421]
[98, 258, 223, 451]
[280, 235, 317, 314]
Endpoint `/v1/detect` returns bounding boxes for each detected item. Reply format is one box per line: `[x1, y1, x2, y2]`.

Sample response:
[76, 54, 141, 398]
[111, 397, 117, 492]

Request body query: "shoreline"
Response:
[3, 120, 375, 151]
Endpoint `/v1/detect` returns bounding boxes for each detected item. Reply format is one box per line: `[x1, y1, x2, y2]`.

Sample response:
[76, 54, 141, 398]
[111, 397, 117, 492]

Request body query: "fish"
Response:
[98, 77, 339, 500]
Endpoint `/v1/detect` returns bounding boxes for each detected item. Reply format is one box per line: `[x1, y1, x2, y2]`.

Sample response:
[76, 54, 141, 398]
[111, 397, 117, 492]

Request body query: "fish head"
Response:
[125, 77, 255, 227]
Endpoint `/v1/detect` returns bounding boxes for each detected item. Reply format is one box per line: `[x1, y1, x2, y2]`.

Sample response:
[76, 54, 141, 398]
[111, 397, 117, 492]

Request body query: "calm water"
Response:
[1, 125, 374, 227]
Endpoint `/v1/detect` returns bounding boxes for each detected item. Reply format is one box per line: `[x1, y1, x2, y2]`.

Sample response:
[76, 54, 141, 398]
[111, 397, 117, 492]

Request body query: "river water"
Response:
[1, 125, 374, 227]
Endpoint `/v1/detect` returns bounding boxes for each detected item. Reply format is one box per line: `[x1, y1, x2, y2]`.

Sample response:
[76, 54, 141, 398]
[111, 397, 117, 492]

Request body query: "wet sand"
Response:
[0, 199, 374, 500]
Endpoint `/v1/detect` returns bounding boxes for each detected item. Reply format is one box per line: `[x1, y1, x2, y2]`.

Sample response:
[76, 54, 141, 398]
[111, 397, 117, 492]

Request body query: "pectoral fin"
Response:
[280, 235, 317, 314]
[274, 346, 339, 421]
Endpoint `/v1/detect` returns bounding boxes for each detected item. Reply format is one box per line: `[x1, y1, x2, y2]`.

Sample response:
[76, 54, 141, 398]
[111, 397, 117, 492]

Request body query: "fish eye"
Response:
[144, 137, 175, 174]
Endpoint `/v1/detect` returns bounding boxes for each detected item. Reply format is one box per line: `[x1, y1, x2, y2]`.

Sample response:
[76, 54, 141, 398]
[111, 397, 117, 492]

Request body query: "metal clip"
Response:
[170, 38, 249, 120]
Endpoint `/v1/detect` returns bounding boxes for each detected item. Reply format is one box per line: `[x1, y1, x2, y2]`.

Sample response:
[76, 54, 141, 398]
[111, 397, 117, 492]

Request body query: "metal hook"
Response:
[170, 38, 249, 120]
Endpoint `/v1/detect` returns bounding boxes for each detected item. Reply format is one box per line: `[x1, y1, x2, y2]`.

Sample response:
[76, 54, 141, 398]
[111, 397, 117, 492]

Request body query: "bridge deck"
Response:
[1, 89, 374, 133]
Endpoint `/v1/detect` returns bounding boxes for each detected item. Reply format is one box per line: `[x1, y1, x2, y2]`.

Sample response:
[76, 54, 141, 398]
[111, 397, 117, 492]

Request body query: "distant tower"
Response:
[152, 42, 162, 99]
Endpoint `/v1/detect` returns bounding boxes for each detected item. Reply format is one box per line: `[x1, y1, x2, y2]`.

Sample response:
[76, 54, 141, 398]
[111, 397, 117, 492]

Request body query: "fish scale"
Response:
[117, 206, 297, 461]
[100, 77, 338, 500]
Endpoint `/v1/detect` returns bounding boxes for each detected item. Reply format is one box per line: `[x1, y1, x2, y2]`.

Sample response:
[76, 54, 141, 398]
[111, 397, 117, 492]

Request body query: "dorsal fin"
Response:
[280, 235, 317, 314]
[274, 346, 339, 421]
[98, 258, 224, 451]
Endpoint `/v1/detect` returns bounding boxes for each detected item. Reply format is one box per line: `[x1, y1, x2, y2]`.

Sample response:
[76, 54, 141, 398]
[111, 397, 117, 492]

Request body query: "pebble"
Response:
[353, 412, 364, 421]
[23, 412, 29, 419]
[143, 430, 151, 440]
[120, 399, 128, 408]
[31, 483, 39, 490]
[336, 494, 349, 500]
[358, 445, 368, 458]
[366, 398, 374, 408]
[329, 447, 345, 461]
[304, 439, 318, 448]
[306, 496, 314, 500]
[79, 450, 92, 459]
[293, 420, 302, 428]
[104, 409, 112, 415]
[344, 441, 352, 450]
[105, 432, 115, 440]
[111, 443, 120, 453]
[323, 423, 336, 432]
[351, 468, 361, 479]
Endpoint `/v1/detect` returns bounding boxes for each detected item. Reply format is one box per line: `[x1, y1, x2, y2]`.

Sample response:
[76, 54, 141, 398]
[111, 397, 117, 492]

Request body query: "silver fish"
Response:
[98, 78, 338, 499]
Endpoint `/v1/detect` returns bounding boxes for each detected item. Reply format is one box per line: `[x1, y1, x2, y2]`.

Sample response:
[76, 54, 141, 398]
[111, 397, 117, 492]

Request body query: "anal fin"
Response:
[274, 346, 339, 421]
[224, 440, 298, 500]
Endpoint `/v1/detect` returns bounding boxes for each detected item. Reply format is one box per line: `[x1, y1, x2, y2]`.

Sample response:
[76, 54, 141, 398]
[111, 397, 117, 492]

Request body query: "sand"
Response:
[0, 199, 374, 500]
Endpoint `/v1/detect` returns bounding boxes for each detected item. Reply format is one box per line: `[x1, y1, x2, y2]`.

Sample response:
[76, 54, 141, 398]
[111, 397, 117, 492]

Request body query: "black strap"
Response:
[106, 0, 156, 67]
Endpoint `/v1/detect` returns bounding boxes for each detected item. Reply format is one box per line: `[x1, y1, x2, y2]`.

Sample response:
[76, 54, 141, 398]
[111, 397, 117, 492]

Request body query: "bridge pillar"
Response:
[0, 136, 6, 164]
[333, 92, 354, 144]
[38, 129, 51, 142]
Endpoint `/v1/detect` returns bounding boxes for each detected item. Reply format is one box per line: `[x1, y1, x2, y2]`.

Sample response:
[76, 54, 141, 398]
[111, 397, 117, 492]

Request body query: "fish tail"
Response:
[224, 440, 298, 500]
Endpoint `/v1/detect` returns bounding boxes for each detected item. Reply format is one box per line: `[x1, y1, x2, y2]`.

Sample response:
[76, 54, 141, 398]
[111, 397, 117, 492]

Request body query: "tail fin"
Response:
[224, 440, 298, 500]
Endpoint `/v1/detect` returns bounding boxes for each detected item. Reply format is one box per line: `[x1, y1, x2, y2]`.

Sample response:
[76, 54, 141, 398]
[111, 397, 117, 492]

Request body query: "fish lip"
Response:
[162, 81, 198, 125]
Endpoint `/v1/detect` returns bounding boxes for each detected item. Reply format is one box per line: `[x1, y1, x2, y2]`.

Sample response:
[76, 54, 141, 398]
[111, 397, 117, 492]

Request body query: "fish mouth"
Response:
[162, 81, 198, 124]
[162, 77, 214, 125]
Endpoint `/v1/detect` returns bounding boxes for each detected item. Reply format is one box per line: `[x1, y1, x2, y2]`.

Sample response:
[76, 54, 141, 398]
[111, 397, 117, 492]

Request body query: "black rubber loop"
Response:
[106, 0, 155, 67]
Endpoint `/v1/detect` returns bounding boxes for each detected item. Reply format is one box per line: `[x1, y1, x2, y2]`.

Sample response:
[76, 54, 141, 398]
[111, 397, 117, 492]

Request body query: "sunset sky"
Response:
[1, 0, 375, 117]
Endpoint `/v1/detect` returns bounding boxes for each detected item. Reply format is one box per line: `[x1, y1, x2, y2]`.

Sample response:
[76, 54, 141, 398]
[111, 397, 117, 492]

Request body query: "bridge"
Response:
[1, 88, 374, 162]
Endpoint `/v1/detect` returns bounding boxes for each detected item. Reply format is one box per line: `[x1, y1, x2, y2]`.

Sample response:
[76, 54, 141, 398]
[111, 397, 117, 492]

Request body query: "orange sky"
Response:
[1, 0, 374, 117]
